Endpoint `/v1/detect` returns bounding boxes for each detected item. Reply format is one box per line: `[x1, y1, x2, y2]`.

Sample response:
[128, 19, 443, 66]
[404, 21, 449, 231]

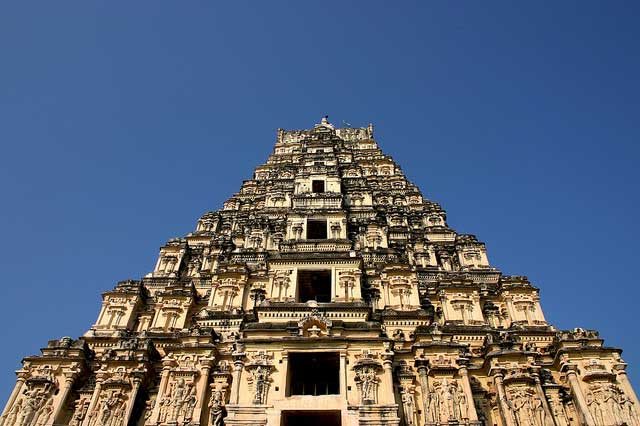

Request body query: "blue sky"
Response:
[1, 2, 639, 401]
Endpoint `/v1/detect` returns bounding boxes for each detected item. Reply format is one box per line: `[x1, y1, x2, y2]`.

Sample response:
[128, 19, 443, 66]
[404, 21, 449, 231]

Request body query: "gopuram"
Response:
[1, 117, 638, 426]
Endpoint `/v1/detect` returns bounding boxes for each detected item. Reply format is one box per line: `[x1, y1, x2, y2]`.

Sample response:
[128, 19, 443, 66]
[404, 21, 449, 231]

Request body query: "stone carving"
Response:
[4, 385, 54, 426]
[400, 389, 416, 426]
[505, 386, 546, 426]
[89, 390, 127, 426]
[428, 379, 467, 423]
[245, 352, 274, 405]
[68, 396, 91, 426]
[5, 120, 640, 426]
[546, 393, 569, 426]
[158, 378, 197, 425]
[586, 383, 639, 426]
[353, 359, 382, 405]
[208, 390, 226, 426]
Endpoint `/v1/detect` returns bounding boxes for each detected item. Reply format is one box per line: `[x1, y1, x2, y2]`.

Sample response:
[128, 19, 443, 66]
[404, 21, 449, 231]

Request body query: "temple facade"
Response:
[1, 117, 638, 426]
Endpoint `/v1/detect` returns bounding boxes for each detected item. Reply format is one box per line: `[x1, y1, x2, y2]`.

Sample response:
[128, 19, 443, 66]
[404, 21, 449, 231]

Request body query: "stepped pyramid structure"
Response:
[2, 117, 638, 426]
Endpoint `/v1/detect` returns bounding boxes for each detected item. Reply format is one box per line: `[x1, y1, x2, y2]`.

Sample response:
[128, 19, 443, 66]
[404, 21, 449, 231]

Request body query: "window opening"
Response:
[306, 219, 327, 239]
[281, 411, 341, 426]
[312, 180, 325, 193]
[297, 270, 331, 303]
[287, 352, 339, 396]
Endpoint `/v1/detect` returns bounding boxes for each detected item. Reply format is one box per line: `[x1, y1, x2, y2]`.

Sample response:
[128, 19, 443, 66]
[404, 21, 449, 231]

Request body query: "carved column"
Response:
[416, 364, 430, 424]
[123, 374, 142, 426]
[339, 351, 348, 397]
[613, 361, 640, 407]
[562, 364, 595, 426]
[82, 371, 107, 426]
[150, 358, 174, 424]
[531, 370, 554, 426]
[458, 362, 479, 422]
[0, 370, 28, 420]
[230, 356, 245, 404]
[381, 354, 395, 404]
[51, 371, 78, 425]
[193, 358, 213, 425]
[280, 352, 289, 397]
[492, 370, 515, 426]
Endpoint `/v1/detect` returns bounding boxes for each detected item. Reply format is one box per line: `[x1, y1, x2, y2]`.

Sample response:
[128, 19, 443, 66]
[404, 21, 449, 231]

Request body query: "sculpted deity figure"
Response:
[428, 383, 440, 423]
[4, 399, 22, 426]
[166, 378, 197, 423]
[69, 397, 90, 426]
[618, 391, 639, 426]
[401, 391, 416, 425]
[208, 391, 225, 426]
[548, 394, 569, 426]
[453, 384, 468, 420]
[34, 399, 53, 426]
[506, 388, 545, 426]
[18, 389, 48, 426]
[360, 367, 377, 403]
[586, 385, 608, 426]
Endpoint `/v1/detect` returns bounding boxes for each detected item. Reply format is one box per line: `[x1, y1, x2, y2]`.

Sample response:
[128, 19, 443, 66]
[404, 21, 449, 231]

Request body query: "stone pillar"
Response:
[82, 372, 106, 426]
[562, 364, 595, 426]
[531, 370, 554, 426]
[193, 359, 213, 425]
[458, 363, 479, 422]
[0, 370, 28, 419]
[340, 352, 348, 397]
[230, 358, 245, 404]
[150, 359, 174, 424]
[492, 371, 515, 426]
[381, 355, 394, 404]
[613, 362, 640, 407]
[123, 374, 142, 426]
[51, 372, 77, 425]
[416, 365, 429, 424]
[280, 351, 289, 397]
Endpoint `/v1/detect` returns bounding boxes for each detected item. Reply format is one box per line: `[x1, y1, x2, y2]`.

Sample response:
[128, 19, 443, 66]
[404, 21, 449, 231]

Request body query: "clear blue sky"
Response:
[1, 2, 639, 402]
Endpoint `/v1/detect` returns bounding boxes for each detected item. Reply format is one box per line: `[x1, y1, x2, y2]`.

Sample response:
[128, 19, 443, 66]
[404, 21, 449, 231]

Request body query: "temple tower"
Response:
[2, 118, 638, 426]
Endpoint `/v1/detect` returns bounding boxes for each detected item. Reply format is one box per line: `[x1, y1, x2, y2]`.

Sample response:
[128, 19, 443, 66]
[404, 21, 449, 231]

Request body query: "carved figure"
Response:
[17, 389, 49, 426]
[4, 399, 22, 426]
[401, 392, 415, 425]
[208, 391, 225, 426]
[166, 378, 197, 423]
[506, 387, 545, 426]
[251, 366, 270, 404]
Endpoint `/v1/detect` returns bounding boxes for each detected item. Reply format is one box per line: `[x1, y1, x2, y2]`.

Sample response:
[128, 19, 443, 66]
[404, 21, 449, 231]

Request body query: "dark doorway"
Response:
[306, 219, 327, 239]
[298, 270, 331, 303]
[287, 352, 340, 396]
[312, 180, 325, 193]
[281, 411, 341, 426]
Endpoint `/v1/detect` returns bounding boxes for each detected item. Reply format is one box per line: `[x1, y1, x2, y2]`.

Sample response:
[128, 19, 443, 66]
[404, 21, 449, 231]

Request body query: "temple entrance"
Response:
[281, 410, 341, 426]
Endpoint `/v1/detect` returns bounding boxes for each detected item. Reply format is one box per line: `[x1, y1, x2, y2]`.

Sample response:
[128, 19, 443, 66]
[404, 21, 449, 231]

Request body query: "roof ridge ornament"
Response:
[314, 115, 335, 130]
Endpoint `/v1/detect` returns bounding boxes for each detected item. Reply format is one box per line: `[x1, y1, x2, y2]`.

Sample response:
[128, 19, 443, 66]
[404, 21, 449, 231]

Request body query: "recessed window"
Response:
[281, 410, 341, 426]
[298, 270, 331, 303]
[287, 352, 339, 396]
[306, 219, 327, 239]
[312, 180, 325, 193]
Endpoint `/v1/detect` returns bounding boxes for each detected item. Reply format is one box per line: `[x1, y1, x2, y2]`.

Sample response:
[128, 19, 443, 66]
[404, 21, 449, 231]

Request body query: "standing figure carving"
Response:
[8, 388, 53, 426]
[208, 391, 225, 426]
[506, 387, 545, 426]
[429, 379, 466, 422]
[167, 379, 197, 424]
[401, 391, 416, 426]
[90, 390, 126, 426]
[353, 363, 381, 405]
[586, 383, 639, 426]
